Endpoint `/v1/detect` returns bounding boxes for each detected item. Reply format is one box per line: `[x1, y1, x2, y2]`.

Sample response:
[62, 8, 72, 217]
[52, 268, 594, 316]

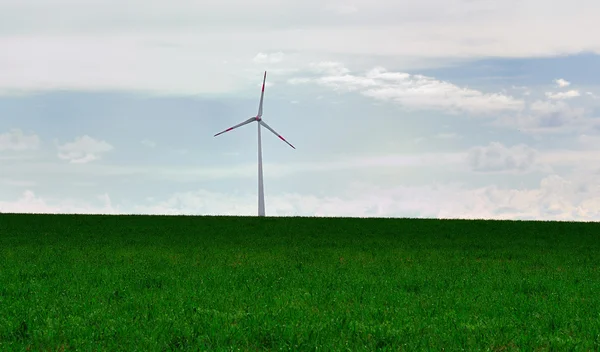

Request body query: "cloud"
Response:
[545, 90, 580, 100]
[526, 100, 586, 129]
[57, 135, 114, 164]
[4, 174, 599, 221]
[309, 61, 351, 76]
[0, 178, 36, 187]
[298, 62, 594, 133]
[0, 190, 117, 214]
[511, 85, 531, 96]
[253, 52, 285, 64]
[141, 139, 157, 148]
[0, 35, 255, 96]
[288, 77, 312, 85]
[436, 133, 461, 139]
[341, 152, 464, 169]
[297, 64, 525, 115]
[467, 142, 538, 173]
[497, 99, 589, 133]
[537, 150, 600, 173]
[555, 78, 571, 88]
[1, 1, 599, 94]
[577, 134, 600, 149]
[363, 80, 524, 117]
[325, 3, 358, 14]
[132, 190, 256, 216]
[0, 147, 465, 186]
[0, 129, 40, 151]
[131, 174, 600, 221]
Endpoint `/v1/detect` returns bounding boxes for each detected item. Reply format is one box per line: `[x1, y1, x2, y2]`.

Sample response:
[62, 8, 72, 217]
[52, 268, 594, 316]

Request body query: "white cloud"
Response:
[577, 134, 600, 149]
[309, 61, 350, 76]
[0, 129, 40, 151]
[0, 178, 36, 187]
[158, 151, 464, 182]
[4, 174, 599, 221]
[538, 150, 600, 171]
[497, 99, 589, 133]
[0, 1, 599, 94]
[0, 190, 117, 214]
[0, 149, 466, 196]
[287, 77, 312, 85]
[436, 133, 461, 139]
[57, 135, 114, 164]
[132, 190, 256, 216]
[555, 78, 571, 88]
[317, 74, 377, 91]
[12, 145, 599, 190]
[467, 142, 538, 173]
[298, 64, 525, 115]
[340, 152, 464, 169]
[141, 139, 156, 148]
[366, 67, 411, 81]
[545, 90, 580, 100]
[133, 174, 600, 221]
[528, 100, 584, 126]
[253, 52, 285, 64]
[325, 2, 359, 15]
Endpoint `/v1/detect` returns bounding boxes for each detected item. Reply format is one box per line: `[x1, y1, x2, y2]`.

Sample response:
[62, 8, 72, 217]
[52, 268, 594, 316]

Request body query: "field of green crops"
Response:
[1, 214, 599, 351]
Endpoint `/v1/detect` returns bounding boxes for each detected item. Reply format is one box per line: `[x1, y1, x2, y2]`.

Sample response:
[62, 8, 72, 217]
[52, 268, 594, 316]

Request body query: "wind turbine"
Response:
[214, 71, 295, 217]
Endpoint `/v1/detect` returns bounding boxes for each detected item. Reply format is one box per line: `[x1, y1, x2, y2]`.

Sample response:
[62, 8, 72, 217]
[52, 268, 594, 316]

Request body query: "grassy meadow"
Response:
[0, 213, 599, 351]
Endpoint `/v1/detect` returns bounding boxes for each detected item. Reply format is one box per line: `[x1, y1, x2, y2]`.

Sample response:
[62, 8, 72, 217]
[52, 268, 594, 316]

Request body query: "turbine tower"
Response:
[214, 71, 295, 217]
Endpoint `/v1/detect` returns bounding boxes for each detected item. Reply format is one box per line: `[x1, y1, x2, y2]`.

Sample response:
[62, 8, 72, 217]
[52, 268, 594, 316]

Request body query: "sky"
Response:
[1, 0, 600, 220]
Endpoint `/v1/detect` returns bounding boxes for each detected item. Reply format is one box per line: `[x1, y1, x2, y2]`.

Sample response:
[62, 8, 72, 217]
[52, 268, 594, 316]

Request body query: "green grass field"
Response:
[1, 214, 599, 351]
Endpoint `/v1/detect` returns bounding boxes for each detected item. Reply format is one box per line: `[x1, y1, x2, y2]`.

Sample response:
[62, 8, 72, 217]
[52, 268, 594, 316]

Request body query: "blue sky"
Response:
[1, 0, 600, 220]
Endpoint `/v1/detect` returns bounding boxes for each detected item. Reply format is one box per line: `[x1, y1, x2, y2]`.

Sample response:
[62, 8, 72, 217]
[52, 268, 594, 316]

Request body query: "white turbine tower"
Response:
[214, 71, 295, 217]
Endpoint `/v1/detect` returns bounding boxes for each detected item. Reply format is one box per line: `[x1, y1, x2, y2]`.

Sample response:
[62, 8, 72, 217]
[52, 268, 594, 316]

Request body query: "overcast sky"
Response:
[1, 0, 600, 220]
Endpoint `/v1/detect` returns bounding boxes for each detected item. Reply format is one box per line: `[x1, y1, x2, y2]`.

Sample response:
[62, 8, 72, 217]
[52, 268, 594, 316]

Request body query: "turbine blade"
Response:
[257, 71, 266, 117]
[214, 117, 256, 137]
[260, 120, 295, 149]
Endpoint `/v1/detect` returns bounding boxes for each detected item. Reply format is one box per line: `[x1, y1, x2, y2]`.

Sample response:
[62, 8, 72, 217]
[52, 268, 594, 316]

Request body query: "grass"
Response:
[1, 213, 599, 351]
